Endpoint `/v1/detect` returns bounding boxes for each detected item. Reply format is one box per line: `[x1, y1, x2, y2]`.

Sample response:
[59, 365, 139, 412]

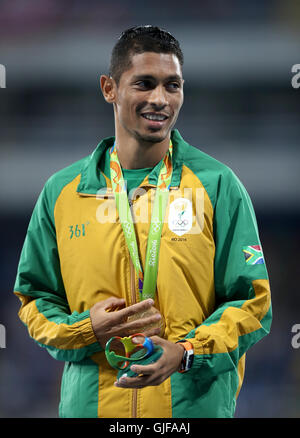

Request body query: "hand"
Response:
[90, 297, 162, 349]
[114, 336, 184, 388]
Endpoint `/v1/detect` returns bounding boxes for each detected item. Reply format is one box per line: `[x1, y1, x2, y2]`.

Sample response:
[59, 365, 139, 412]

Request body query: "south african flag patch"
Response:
[243, 245, 265, 265]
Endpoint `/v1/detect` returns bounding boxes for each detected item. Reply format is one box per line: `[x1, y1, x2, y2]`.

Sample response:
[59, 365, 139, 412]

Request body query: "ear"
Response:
[100, 75, 117, 103]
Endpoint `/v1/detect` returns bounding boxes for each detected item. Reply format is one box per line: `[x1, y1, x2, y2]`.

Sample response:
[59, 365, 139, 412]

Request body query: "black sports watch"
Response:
[176, 340, 194, 373]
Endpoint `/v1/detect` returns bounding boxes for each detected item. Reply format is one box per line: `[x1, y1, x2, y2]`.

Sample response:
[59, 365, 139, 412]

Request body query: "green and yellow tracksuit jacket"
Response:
[14, 129, 272, 418]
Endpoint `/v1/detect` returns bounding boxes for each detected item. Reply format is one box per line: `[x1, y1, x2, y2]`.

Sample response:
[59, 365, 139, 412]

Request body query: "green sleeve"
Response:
[184, 168, 272, 373]
[14, 179, 102, 362]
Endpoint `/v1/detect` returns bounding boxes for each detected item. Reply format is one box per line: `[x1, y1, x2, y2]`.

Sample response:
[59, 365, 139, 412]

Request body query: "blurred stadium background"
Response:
[0, 0, 299, 418]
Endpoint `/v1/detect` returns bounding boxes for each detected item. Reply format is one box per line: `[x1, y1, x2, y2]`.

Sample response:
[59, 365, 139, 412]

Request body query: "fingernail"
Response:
[148, 299, 154, 305]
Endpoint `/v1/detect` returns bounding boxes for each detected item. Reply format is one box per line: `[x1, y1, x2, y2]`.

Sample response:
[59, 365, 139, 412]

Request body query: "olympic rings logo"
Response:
[176, 218, 188, 227]
[151, 219, 162, 234]
[123, 221, 133, 237]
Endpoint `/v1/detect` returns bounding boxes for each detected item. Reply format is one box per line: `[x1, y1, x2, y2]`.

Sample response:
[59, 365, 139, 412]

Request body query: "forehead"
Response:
[123, 52, 182, 80]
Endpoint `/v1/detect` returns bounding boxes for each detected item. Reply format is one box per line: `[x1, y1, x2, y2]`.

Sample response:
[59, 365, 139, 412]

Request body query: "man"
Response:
[13, 25, 272, 418]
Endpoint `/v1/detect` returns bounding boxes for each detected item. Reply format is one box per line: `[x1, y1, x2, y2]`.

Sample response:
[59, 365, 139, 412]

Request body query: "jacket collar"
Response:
[76, 129, 189, 194]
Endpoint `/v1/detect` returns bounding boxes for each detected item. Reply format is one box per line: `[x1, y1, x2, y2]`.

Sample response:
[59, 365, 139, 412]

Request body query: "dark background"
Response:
[0, 0, 299, 417]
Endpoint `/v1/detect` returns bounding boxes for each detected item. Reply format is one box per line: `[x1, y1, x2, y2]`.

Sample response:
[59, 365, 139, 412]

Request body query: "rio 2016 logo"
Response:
[0, 64, 6, 88]
[291, 64, 300, 89]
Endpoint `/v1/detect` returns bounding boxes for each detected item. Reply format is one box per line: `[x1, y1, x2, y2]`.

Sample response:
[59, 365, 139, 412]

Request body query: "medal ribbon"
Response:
[110, 140, 173, 301]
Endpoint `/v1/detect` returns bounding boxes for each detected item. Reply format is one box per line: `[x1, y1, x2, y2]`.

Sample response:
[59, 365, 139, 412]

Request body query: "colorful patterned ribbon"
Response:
[110, 140, 173, 301]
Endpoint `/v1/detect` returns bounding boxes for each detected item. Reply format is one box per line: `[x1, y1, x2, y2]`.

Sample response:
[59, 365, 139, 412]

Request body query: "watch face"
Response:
[177, 340, 194, 372]
[183, 349, 194, 371]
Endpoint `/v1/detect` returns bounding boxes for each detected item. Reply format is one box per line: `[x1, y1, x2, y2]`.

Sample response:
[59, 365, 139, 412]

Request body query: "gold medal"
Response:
[127, 306, 165, 337]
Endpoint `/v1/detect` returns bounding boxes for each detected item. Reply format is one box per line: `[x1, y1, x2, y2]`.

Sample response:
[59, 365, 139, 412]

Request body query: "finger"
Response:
[117, 299, 154, 319]
[149, 335, 165, 345]
[138, 327, 161, 338]
[129, 362, 158, 376]
[121, 313, 161, 332]
[114, 374, 152, 389]
[104, 297, 126, 311]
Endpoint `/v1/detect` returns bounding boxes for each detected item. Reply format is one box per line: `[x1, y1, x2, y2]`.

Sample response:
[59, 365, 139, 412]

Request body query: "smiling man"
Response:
[13, 25, 272, 418]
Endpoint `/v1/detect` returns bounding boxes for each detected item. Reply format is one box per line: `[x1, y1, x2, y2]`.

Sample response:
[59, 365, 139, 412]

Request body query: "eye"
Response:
[166, 82, 180, 91]
[135, 80, 153, 89]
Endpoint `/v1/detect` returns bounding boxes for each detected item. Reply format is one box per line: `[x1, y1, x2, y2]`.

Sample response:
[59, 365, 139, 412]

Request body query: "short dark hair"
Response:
[109, 25, 184, 85]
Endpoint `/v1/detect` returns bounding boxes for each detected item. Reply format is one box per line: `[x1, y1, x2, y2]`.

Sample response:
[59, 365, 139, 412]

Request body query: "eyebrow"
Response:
[131, 74, 183, 82]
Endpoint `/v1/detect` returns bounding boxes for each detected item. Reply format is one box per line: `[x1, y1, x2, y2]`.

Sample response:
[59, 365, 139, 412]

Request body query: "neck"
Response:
[114, 133, 171, 170]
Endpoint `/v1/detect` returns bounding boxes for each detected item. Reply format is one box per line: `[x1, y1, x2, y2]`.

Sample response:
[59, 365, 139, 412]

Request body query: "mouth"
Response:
[140, 112, 169, 128]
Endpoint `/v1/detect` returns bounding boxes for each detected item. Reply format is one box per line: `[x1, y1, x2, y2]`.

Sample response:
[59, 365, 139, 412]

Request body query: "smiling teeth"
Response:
[142, 114, 167, 121]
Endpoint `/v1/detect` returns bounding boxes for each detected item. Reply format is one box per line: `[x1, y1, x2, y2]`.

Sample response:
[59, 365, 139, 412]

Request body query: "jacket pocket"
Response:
[59, 358, 99, 418]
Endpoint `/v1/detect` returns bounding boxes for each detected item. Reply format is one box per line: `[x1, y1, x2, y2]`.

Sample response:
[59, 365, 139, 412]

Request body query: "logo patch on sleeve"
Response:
[243, 245, 265, 265]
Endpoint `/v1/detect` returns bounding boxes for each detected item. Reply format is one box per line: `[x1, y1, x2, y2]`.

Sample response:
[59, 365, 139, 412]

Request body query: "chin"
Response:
[135, 129, 170, 144]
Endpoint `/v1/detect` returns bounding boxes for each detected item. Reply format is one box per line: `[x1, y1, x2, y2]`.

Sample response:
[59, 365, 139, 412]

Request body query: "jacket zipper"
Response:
[78, 188, 138, 416]
[130, 257, 138, 418]
[80, 184, 178, 417]
[129, 188, 139, 419]
[129, 183, 179, 418]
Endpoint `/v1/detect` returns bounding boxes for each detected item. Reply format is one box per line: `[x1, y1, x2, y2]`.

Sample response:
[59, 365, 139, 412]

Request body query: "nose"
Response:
[149, 85, 168, 109]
